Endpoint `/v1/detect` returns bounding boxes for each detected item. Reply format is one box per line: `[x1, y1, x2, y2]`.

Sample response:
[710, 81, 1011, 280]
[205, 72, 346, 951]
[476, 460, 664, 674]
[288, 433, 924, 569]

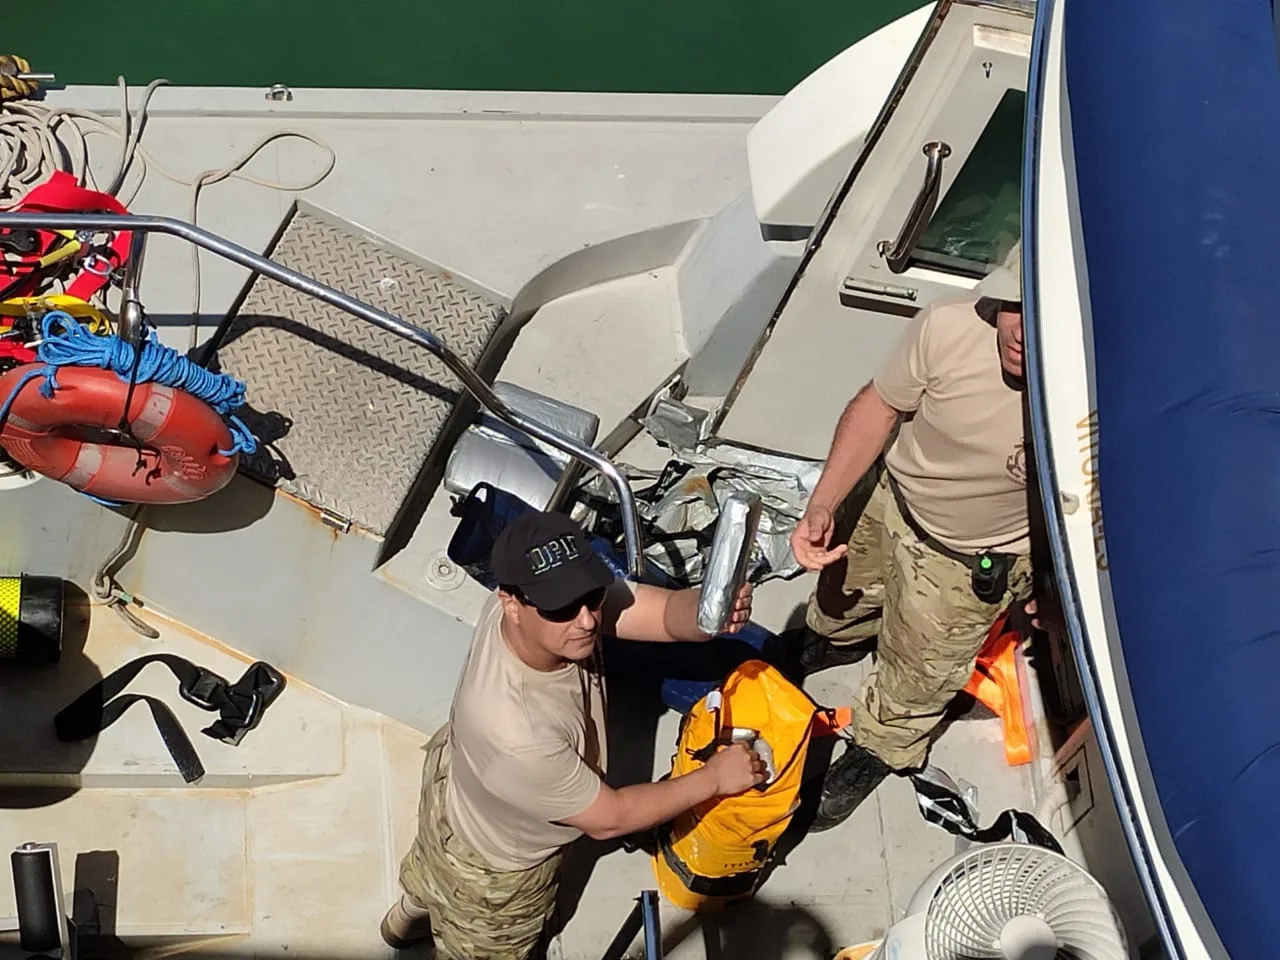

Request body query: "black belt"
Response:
[885, 472, 1015, 605]
[55, 654, 286, 783]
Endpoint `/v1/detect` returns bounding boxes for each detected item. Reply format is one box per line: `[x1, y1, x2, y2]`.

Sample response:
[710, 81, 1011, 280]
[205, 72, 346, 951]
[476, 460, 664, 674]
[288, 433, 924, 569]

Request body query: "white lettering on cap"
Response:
[526, 535, 581, 576]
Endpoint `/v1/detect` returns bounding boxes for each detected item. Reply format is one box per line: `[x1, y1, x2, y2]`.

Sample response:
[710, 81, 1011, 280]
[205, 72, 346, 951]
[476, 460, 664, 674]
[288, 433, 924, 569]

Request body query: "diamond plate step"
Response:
[211, 206, 507, 535]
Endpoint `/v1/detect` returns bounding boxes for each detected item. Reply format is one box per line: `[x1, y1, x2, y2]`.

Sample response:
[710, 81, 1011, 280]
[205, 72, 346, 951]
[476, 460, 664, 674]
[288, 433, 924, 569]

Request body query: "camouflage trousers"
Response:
[806, 467, 1031, 772]
[398, 726, 565, 960]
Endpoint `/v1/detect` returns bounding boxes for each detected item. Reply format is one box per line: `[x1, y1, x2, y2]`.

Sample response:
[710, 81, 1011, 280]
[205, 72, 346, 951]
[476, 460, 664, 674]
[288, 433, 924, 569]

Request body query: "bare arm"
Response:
[810, 381, 900, 514]
[791, 382, 900, 570]
[605, 582, 752, 643]
[562, 742, 764, 840]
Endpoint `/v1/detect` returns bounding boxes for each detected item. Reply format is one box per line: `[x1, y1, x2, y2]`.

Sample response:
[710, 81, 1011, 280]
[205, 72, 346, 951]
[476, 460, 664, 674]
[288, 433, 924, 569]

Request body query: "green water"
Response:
[10, 0, 924, 94]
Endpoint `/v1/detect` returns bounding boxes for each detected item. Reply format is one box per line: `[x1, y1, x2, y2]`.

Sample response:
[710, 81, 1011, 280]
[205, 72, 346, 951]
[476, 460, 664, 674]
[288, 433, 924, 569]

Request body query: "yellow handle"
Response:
[1, 295, 112, 335]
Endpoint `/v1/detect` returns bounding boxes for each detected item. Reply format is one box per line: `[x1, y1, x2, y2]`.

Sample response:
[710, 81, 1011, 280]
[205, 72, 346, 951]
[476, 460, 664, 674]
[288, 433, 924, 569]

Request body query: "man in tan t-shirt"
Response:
[788, 243, 1033, 832]
[382, 509, 763, 958]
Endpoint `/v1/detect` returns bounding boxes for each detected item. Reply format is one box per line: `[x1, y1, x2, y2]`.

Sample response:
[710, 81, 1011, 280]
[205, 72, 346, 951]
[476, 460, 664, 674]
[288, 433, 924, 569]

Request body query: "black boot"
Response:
[776, 627, 873, 681]
[810, 742, 891, 833]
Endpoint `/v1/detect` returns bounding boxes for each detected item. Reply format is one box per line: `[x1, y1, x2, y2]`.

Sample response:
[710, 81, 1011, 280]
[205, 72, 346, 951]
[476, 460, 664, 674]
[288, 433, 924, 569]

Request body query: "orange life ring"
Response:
[0, 364, 239, 503]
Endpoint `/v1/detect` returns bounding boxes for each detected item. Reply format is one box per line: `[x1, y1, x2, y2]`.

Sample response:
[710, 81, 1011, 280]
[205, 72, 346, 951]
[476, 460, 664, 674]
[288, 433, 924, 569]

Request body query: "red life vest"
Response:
[1, 171, 132, 302]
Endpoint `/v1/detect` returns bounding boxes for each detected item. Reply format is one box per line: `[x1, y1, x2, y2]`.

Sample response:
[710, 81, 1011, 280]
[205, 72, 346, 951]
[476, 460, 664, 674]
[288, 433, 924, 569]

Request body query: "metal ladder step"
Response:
[210, 204, 507, 537]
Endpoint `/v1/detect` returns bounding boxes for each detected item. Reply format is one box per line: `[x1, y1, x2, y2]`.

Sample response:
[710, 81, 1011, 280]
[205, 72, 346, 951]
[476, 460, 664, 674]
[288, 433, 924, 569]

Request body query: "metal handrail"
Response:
[876, 140, 952, 274]
[118, 231, 148, 345]
[0, 212, 646, 578]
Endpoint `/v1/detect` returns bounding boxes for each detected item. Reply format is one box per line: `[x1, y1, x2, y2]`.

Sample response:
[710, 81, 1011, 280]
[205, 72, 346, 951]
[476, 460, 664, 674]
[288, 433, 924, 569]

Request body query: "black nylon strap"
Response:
[89, 693, 206, 783]
[54, 653, 286, 784]
[911, 766, 1063, 854]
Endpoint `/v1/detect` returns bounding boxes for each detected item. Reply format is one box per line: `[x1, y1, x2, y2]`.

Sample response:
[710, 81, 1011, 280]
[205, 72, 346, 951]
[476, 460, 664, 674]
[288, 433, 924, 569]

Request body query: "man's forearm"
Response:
[662, 587, 707, 642]
[809, 382, 900, 514]
[591, 769, 718, 840]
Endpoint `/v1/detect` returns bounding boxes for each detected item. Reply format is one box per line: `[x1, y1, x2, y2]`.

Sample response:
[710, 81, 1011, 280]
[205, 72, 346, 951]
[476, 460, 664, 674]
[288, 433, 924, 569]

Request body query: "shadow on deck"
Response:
[0, 582, 99, 808]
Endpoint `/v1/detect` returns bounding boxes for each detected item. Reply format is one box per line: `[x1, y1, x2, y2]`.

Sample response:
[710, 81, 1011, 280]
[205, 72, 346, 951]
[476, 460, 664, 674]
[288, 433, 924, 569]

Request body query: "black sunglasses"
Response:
[522, 586, 609, 623]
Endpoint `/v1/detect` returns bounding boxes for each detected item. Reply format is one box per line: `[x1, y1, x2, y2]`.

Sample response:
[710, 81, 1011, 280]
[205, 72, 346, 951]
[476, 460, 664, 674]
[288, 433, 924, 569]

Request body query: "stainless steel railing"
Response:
[0, 212, 645, 577]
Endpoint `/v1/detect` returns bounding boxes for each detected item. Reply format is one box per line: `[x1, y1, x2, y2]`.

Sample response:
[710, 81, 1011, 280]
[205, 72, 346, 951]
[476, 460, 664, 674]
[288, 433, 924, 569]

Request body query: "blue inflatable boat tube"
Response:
[1027, 0, 1280, 955]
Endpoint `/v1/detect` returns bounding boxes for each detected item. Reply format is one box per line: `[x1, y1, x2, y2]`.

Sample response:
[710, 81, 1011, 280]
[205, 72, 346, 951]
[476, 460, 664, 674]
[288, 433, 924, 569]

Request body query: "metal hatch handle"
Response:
[0, 211, 647, 579]
[876, 140, 951, 274]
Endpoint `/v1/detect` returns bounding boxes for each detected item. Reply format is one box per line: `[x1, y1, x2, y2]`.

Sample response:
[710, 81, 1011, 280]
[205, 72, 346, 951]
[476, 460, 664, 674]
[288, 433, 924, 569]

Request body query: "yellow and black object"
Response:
[1, 296, 112, 336]
[652, 659, 826, 912]
[0, 55, 41, 101]
[0, 575, 64, 664]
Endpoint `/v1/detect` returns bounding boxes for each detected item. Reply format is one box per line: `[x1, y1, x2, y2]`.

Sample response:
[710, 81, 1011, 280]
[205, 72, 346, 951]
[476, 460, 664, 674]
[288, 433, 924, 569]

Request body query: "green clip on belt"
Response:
[0, 575, 63, 664]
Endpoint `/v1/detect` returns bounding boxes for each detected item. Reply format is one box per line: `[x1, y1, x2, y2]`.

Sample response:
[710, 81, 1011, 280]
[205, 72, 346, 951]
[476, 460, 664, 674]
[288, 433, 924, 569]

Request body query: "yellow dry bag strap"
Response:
[656, 829, 762, 899]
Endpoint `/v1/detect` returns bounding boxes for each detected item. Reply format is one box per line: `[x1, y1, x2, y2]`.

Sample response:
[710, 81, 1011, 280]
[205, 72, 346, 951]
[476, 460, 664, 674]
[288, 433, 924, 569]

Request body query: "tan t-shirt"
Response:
[444, 595, 608, 871]
[873, 298, 1029, 555]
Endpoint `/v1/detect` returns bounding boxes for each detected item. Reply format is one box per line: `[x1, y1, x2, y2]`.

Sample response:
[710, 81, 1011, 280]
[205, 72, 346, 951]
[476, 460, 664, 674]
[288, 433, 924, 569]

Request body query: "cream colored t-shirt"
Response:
[873, 298, 1029, 555]
[443, 595, 608, 871]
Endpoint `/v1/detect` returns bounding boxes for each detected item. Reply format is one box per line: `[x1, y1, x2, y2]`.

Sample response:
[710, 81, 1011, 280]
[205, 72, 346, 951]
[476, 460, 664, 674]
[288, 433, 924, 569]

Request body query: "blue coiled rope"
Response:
[0, 312, 258, 509]
[0, 313, 259, 504]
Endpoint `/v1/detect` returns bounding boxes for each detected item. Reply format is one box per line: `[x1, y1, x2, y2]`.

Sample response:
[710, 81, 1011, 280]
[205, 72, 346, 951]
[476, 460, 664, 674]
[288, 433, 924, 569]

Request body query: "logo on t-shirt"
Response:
[526, 535, 581, 576]
[1007, 439, 1028, 485]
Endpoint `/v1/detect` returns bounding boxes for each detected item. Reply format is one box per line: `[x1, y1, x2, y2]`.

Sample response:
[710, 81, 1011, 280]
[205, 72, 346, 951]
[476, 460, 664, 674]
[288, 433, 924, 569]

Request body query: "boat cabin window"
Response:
[912, 88, 1025, 278]
[834, 13, 1032, 315]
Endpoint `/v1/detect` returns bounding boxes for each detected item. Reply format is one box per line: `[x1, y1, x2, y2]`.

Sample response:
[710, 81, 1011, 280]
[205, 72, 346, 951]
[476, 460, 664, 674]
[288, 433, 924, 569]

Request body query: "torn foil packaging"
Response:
[607, 431, 821, 587]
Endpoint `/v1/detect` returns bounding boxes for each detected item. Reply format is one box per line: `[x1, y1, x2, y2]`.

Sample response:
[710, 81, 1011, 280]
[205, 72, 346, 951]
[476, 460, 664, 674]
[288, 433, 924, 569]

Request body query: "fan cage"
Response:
[922, 843, 1127, 960]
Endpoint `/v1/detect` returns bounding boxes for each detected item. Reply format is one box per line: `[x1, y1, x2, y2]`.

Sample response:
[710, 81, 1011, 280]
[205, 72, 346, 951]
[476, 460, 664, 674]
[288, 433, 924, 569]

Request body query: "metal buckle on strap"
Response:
[80, 252, 115, 277]
[210, 664, 286, 744]
[178, 665, 228, 711]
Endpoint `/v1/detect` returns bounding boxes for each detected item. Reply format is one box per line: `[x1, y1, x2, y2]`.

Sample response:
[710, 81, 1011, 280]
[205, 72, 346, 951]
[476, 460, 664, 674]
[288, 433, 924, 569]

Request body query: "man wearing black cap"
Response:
[382, 510, 762, 958]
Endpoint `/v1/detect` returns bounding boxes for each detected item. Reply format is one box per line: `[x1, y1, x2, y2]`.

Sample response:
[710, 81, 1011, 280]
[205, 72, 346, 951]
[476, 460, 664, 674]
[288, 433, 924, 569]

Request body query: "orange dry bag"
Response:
[652, 659, 835, 912]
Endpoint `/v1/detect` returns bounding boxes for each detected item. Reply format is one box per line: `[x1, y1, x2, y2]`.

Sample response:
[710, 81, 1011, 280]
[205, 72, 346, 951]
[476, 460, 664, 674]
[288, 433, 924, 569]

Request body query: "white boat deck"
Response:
[29, 85, 772, 343]
[0, 576, 1035, 959]
[0, 607, 427, 950]
[0, 81, 1120, 959]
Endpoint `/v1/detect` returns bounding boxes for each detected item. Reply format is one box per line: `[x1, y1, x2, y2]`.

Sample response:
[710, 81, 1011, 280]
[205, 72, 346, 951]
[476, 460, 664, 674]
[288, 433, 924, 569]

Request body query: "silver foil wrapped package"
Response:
[696, 490, 763, 635]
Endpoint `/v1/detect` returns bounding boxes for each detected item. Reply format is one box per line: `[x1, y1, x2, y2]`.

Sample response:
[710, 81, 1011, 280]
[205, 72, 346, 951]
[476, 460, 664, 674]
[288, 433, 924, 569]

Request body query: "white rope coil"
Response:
[0, 77, 336, 344]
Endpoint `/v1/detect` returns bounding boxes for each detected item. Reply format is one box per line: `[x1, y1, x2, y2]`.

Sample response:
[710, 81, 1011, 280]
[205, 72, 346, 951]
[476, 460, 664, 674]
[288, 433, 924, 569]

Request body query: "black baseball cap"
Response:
[491, 511, 616, 610]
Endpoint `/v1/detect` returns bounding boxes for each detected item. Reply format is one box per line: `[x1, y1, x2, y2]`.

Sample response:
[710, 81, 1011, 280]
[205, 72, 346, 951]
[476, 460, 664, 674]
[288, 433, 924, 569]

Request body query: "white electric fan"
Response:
[869, 843, 1128, 960]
